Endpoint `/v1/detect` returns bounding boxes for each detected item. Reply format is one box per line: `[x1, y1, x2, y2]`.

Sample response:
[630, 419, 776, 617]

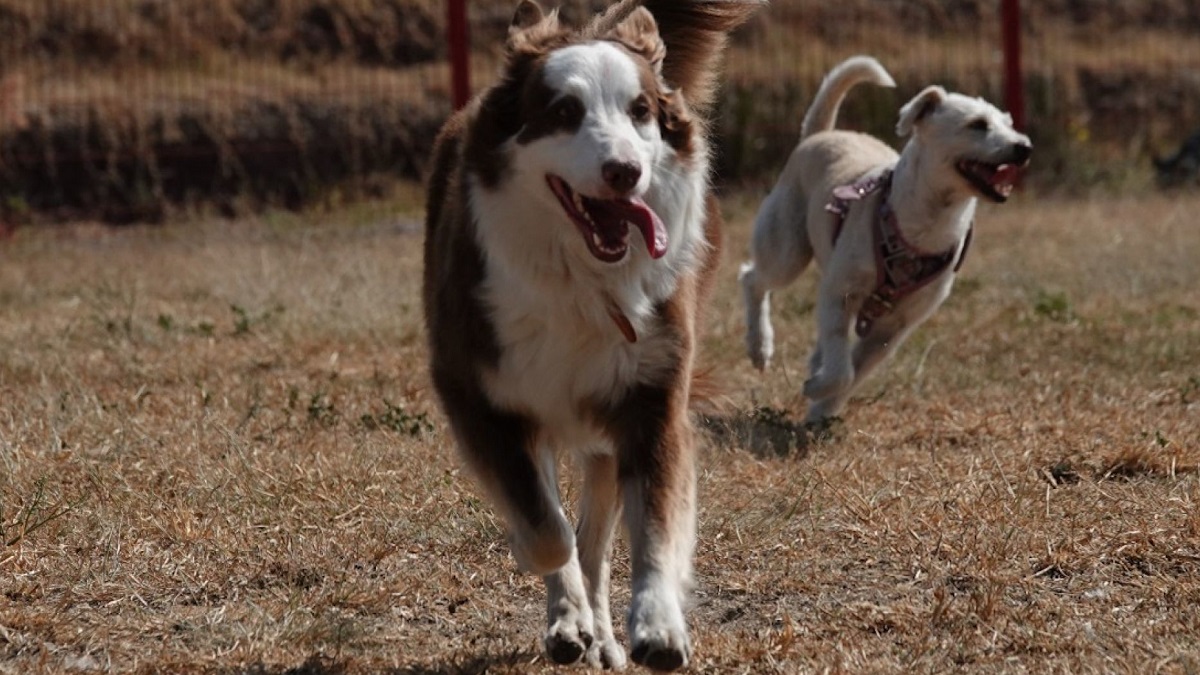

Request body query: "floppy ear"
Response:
[896, 85, 946, 137]
[609, 7, 666, 74]
[507, 0, 561, 52]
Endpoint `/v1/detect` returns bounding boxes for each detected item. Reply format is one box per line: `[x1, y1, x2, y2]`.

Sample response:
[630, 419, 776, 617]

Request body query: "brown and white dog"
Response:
[422, 0, 761, 670]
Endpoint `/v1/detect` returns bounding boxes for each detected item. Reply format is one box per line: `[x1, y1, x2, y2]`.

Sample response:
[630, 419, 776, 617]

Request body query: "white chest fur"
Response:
[469, 180, 705, 450]
[479, 270, 678, 448]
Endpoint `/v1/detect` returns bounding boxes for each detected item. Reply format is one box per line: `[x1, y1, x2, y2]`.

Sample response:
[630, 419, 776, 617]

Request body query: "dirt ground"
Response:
[2, 184, 1198, 673]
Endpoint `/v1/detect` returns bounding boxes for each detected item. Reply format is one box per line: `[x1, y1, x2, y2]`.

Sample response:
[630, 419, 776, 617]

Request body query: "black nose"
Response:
[1011, 142, 1033, 165]
[602, 160, 642, 195]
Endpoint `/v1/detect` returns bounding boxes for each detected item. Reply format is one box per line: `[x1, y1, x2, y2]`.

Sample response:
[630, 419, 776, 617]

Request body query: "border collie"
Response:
[422, 0, 761, 669]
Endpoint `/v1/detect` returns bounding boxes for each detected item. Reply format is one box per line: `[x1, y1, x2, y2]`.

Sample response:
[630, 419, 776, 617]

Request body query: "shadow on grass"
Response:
[388, 650, 538, 675]
[698, 407, 844, 459]
[225, 650, 539, 675]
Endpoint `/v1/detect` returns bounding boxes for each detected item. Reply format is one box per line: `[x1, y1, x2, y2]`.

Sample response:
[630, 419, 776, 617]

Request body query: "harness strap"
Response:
[824, 171, 974, 337]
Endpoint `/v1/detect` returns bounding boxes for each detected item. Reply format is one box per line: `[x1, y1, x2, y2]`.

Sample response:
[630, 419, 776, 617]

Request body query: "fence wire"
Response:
[1, 1, 1197, 222]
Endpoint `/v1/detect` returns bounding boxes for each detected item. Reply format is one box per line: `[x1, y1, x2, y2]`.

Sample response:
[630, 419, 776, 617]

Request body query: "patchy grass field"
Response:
[2, 186, 1198, 673]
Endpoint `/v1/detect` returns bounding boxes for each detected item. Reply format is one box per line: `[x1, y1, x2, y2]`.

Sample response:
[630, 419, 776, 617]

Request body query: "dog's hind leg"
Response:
[740, 196, 814, 370]
[543, 453, 626, 669]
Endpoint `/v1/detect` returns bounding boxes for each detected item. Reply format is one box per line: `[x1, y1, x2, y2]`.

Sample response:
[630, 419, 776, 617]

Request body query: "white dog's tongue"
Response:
[591, 198, 668, 259]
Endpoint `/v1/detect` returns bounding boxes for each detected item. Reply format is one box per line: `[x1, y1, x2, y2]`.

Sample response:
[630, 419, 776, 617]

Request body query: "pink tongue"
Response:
[590, 198, 668, 259]
[990, 164, 1019, 187]
[631, 200, 668, 260]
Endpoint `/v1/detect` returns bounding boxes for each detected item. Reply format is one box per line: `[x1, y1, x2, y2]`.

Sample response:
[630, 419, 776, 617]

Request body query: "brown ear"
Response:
[510, 0, 544, 32]
[658, 89, 694, 152]
[507, 0, 561, 52]
[609, 7, 666, 74]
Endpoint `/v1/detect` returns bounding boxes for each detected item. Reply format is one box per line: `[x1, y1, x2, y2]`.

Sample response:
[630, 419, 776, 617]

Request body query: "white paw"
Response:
[746, 332, 773, 372]
[586, 635, 627, 670]
[628, 592, 690, 672]
[545, 607, 595, 665]
[740, 265, 774, 371]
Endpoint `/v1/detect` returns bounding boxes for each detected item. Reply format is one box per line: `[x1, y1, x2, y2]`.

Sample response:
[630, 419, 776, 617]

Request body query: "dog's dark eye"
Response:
[551, 97, 584, 126]
[968, 118, 990, 132]
[629, 96, 652, 123]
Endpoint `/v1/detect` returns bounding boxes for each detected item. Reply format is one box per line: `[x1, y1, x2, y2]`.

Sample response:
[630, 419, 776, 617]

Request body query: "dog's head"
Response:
[467, 0, 759, 267]
[896, 86, 1032, 203]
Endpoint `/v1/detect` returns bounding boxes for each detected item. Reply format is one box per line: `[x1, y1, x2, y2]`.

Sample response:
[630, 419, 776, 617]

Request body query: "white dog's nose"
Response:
[1011, 141, 1033, 166]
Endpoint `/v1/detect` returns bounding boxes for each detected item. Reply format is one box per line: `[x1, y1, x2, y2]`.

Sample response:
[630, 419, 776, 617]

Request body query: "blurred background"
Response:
[0, 0, 1197, 225]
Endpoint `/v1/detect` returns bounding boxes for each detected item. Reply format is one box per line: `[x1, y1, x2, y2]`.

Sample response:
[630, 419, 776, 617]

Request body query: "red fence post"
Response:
[448, 0, 470, 110]
[1000, 0, 1025, 132]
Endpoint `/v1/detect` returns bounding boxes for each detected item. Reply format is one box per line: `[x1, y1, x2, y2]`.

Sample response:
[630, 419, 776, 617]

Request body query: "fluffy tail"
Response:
[587, 0, 766, 114]
[800, 55, 895, 141]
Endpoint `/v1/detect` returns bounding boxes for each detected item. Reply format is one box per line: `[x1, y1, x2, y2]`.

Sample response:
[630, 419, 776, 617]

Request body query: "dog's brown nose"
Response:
[602, 160, 642, 195]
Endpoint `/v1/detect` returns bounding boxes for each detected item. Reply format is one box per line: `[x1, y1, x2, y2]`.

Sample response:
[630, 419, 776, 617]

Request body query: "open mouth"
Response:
[546, 174, 667, 263]
[956, 160, 1024, 203]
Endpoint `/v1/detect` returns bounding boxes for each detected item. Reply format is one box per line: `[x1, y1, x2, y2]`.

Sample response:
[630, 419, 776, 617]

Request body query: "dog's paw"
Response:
[747, 344, 770, 372]
[545, 619, 594, 665]
[630, 635, 689, 672]
[544, 588, 597, 666]
[628, 592, 690, 672]
[745, 325, 774, 372]
[586, 635, 627, 670]
[802, 371, 850, 401]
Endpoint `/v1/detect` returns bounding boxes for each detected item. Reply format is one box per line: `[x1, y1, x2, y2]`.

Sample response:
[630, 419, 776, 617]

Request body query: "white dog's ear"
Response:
[896, 86, 947, 137]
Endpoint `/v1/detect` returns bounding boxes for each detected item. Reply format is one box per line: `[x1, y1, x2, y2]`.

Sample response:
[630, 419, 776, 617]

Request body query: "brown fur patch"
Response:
[603, 0, 765, 114]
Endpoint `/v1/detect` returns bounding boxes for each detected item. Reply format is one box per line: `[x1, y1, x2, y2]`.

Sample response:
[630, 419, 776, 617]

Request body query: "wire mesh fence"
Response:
[1, 1, 1197, 223]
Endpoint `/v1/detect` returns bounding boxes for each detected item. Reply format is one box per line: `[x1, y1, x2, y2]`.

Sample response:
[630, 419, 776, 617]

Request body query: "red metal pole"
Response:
[1000, 0, 1025, 131]
[448, 0, 470, 110]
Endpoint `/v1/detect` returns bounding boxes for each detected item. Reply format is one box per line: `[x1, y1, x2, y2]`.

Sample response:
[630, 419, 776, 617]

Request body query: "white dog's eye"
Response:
[968, 118, 989, 132]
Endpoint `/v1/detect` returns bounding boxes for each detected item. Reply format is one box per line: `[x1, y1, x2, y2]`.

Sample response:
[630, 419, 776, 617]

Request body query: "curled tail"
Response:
[800, 56, 896, 141]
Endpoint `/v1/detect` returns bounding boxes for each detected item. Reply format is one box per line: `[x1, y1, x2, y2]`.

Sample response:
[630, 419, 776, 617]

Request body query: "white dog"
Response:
[423, 0, 760, 670]
[739, 56, 1031, 423]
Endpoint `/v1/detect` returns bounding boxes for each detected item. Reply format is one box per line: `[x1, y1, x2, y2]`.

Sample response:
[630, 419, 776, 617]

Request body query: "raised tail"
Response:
[800, 56, 896, 141]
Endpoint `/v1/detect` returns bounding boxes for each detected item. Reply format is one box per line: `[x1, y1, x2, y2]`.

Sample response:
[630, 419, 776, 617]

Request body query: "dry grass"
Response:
[2, 185, 1198, 673]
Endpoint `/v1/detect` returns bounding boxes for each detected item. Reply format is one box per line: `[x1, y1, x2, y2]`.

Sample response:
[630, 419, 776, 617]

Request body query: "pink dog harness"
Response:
[825, 170, 972, 337]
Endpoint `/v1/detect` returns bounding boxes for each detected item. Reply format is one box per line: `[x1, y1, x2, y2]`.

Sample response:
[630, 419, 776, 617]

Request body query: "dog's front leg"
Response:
[544, 453, 626, 668]
[606, 380, 696, 672]
[804, 280, 863, 416]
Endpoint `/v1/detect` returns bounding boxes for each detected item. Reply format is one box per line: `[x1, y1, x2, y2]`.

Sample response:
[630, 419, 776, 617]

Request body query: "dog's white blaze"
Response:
[469, 41, 709, 451]
[539, 42, 660, 196]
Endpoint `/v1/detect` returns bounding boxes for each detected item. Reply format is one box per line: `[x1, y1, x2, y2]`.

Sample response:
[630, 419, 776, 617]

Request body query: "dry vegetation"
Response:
[2, 184, 1198, 673]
